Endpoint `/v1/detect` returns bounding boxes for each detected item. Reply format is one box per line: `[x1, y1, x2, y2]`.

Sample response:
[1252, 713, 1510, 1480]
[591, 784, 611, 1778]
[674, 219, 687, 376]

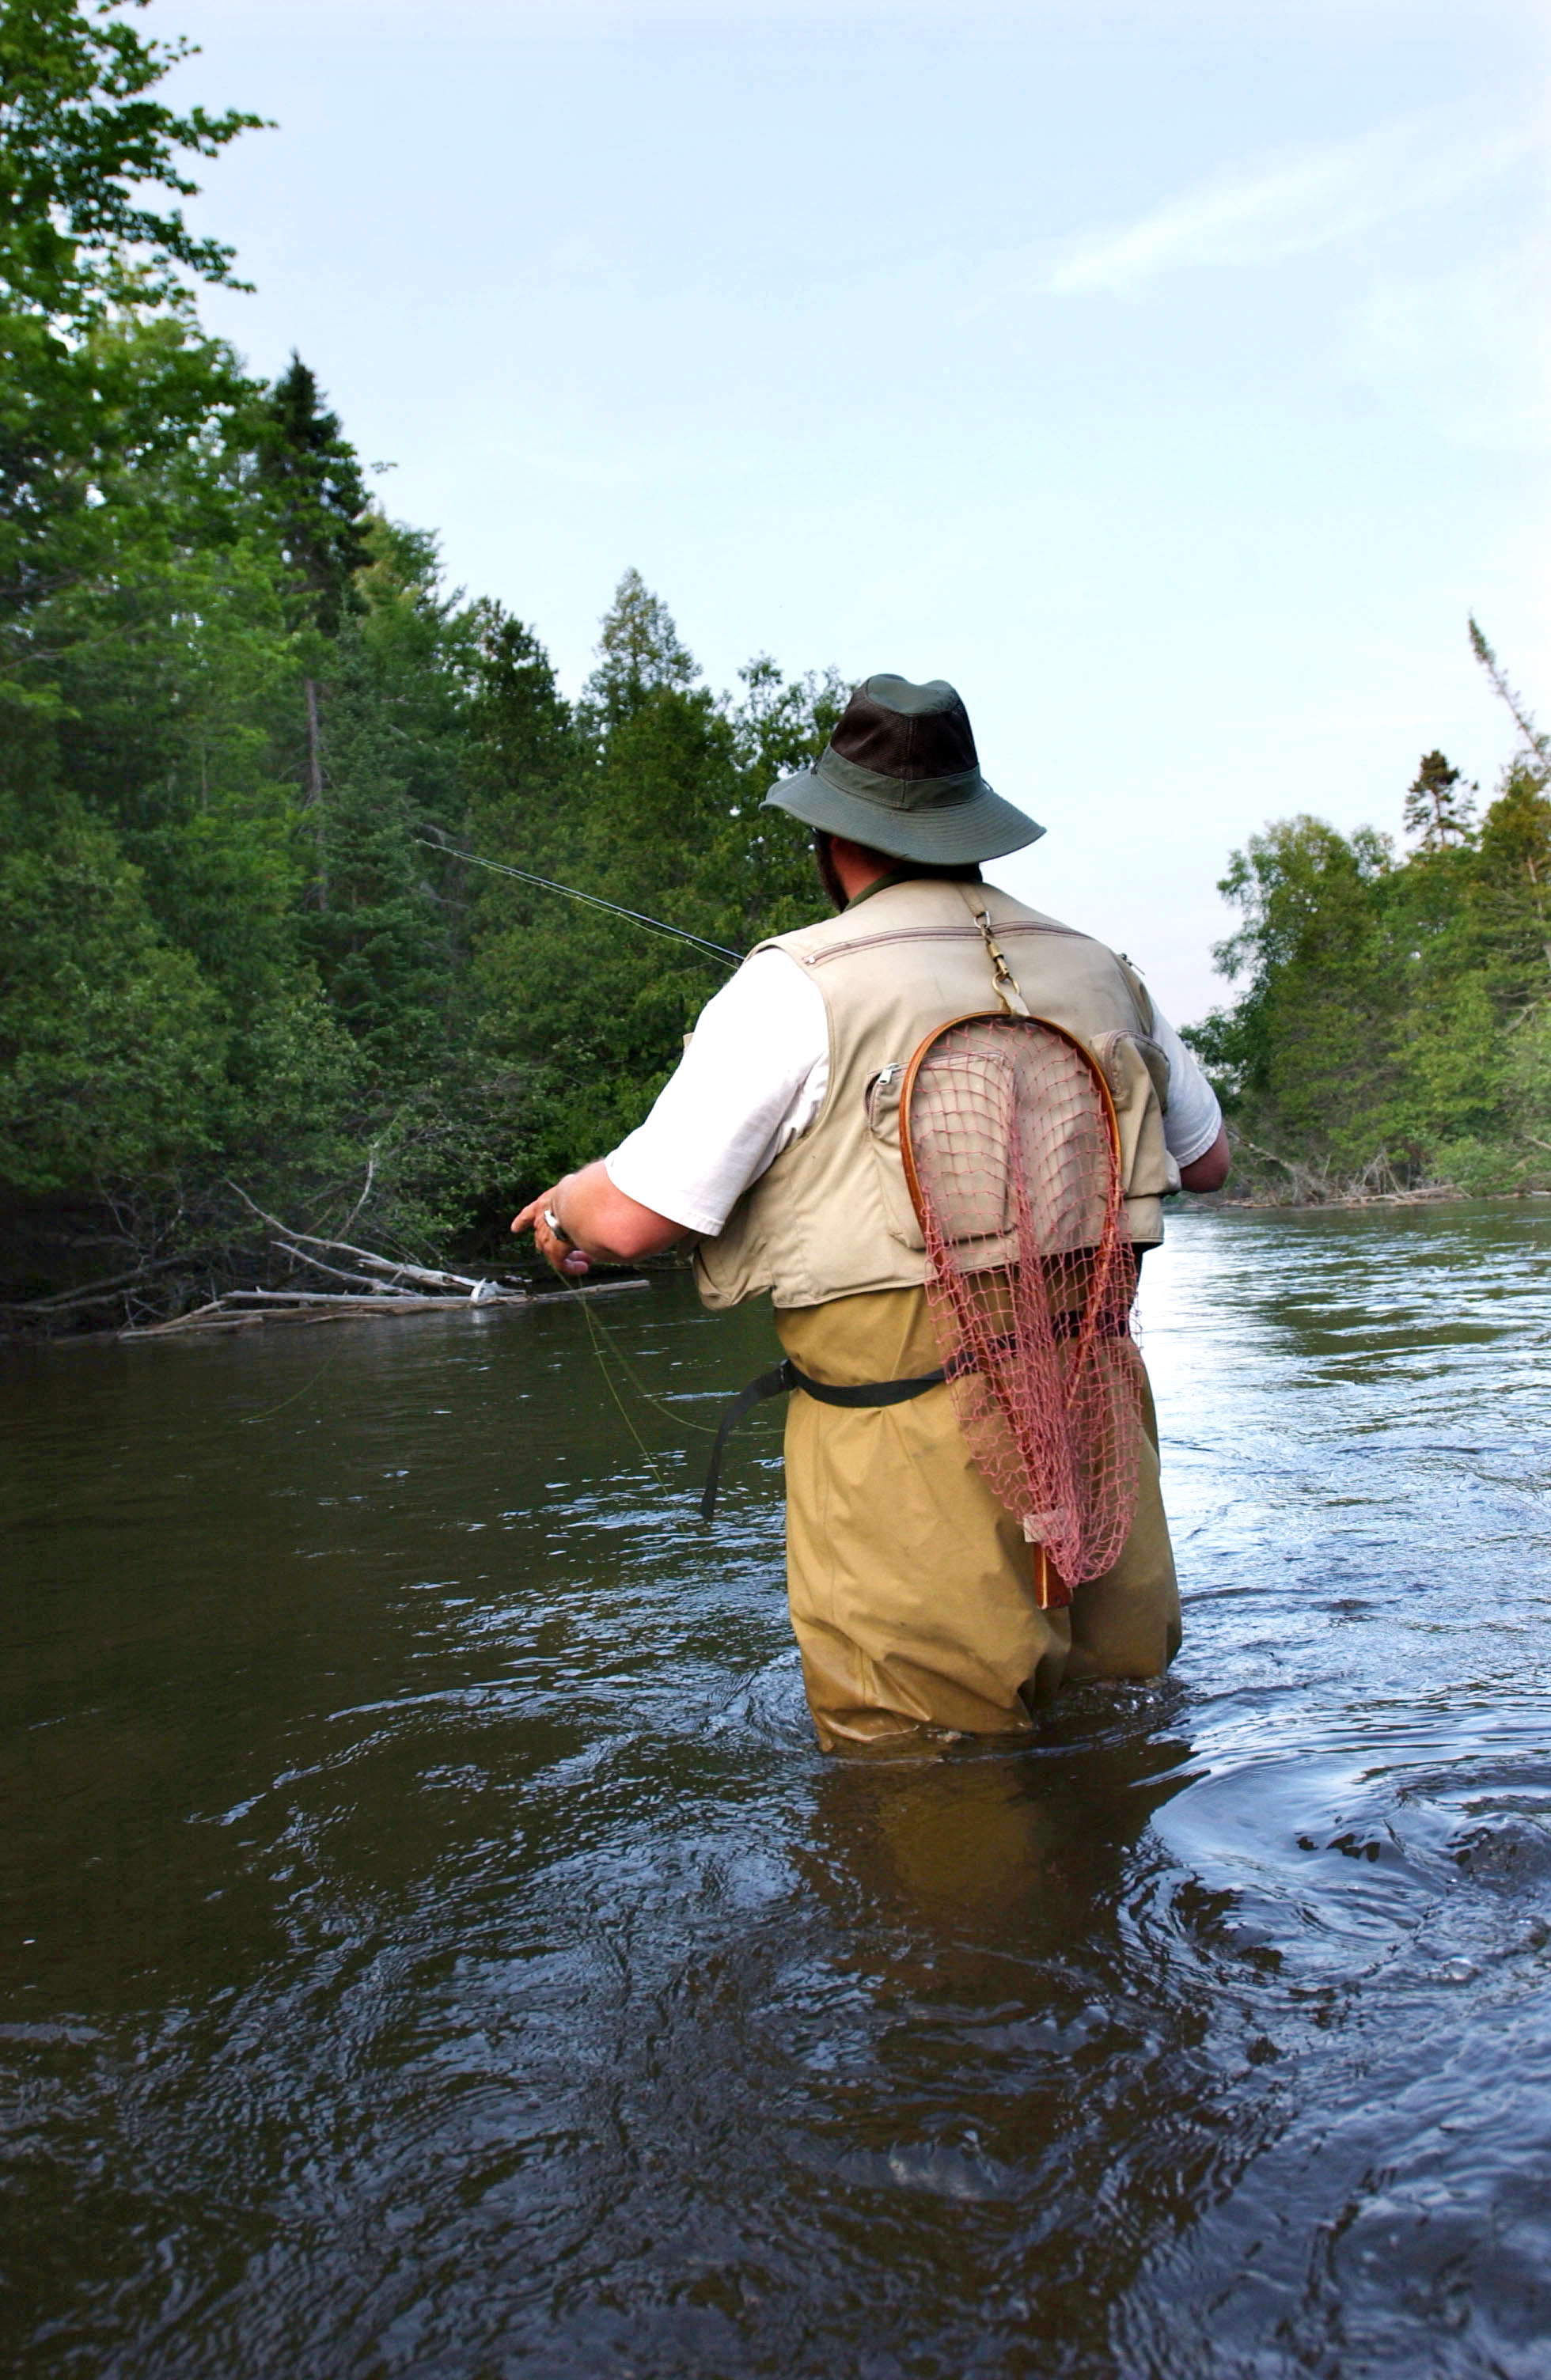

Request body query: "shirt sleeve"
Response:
[1147, 1001, 1224, 1169]
[604, 949, 830, 1237]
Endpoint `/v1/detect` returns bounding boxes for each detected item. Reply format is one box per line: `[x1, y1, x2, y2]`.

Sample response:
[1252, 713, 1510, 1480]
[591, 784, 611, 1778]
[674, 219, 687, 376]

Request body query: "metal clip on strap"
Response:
[700, 1355, 948, 1522]
[957, 885, 1031, 1017]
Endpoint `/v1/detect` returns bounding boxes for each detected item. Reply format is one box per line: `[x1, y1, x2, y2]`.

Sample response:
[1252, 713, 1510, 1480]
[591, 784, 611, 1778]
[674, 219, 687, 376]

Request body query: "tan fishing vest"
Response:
[693, 877, 1178, 1313]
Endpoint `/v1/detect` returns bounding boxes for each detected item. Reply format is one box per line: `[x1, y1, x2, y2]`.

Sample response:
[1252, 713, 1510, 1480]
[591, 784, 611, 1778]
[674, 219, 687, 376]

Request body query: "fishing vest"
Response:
[693, 877, 1178, 1313]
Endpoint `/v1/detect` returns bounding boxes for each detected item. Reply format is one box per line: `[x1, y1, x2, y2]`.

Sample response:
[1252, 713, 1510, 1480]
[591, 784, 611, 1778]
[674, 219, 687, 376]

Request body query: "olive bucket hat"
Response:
[764, 673, 1043, 864]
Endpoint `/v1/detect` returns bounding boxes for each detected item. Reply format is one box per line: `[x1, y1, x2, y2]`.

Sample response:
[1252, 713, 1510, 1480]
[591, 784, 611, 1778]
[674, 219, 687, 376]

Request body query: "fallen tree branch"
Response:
[0, 1249, 220, 1314]
[226, 1287, 510, 1307]
[226, 1180, 494, 1295]
[268, 1243, 419, 1296]
[339, 1151, 377, 1237]
[119, 1276, 647, 1340]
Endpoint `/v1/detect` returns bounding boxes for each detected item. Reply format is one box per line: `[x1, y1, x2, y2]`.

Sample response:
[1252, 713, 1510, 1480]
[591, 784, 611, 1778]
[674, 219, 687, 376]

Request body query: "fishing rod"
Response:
[414, 837, 744, 969]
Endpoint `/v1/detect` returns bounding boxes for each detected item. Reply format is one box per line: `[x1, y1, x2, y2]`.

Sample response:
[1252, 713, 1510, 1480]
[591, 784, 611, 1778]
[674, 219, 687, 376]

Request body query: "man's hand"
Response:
[511, 1188, 592, 1277]
[511, 1161, 690, 1279]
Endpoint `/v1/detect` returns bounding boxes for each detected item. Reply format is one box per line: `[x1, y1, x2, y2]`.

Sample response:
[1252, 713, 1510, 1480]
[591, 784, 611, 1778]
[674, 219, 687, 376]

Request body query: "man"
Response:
[514, 675, 1228, 1753]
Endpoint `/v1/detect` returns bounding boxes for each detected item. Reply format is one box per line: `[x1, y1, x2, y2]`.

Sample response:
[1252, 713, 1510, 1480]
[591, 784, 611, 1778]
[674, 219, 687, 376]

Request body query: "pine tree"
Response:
[1469, 617, 1551, 992]
[253, 354, 370, 635]
[1404, 751, 1475, 849]
[585, 566, 697, 727]
[252, 354, 370, 903]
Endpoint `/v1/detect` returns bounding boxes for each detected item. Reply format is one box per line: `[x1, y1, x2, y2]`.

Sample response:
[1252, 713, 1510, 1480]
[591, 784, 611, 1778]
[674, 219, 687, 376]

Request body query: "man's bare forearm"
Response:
[1178, 1124, 1231, 1195]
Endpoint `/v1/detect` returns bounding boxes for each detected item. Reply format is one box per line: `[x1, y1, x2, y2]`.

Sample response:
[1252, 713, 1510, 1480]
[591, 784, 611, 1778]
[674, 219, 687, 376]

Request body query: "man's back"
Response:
[696, 874, 1178, 1313]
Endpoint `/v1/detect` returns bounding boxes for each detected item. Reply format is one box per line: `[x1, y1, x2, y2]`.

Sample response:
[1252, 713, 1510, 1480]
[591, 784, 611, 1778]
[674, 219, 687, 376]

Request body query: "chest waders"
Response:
[701, 903, 1142, 1623]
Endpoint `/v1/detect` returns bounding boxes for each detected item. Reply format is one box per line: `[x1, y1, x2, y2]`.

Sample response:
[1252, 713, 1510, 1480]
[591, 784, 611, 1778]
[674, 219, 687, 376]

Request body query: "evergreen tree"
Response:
[585, 564, 697, 727]
[1186, 628, 1551, 1196]
[298, 516, 471, 1078]
[1404, 750, 1475, 849]
[249, 354, 371, 901]
[253, 354, 370, 636]
[465, 578, 842, 1192]
[0, 794, 228, 1196]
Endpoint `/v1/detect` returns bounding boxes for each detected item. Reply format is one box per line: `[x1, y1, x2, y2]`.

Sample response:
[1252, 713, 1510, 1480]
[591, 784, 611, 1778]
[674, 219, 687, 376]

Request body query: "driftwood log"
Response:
[117, 1278, 648, 1340]
[112, 1184, 650, 1340]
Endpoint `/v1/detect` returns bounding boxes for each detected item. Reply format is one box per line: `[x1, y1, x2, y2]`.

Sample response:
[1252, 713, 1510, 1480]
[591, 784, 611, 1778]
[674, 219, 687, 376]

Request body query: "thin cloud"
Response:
[1052, 116, 1541, 294]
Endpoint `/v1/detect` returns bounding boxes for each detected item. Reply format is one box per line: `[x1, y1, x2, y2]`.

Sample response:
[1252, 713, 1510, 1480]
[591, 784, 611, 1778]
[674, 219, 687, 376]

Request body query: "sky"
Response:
[150, 0, 1549, 1025]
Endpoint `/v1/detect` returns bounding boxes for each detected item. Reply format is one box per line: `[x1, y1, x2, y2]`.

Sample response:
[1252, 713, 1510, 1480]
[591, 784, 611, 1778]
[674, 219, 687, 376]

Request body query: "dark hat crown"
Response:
[760, 665, 1043, 863]
[830, 675, 979, 784]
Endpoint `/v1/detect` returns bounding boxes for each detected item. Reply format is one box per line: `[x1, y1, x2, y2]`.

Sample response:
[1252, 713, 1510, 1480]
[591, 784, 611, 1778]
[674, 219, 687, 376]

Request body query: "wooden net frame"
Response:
[900, 1010, 1143, 1610]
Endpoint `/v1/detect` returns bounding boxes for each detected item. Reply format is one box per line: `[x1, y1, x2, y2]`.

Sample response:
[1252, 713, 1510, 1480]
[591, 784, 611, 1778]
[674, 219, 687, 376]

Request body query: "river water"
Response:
[4, 1204, 1550, 2378]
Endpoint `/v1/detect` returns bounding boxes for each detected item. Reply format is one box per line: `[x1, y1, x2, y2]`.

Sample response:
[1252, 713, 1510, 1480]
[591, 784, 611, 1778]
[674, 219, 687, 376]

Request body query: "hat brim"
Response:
[763, 766, 1044, 864]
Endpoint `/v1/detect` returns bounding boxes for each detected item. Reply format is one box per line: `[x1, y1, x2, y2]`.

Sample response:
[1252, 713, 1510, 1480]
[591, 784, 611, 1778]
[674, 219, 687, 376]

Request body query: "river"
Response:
[3, 1203, 1549, 2378]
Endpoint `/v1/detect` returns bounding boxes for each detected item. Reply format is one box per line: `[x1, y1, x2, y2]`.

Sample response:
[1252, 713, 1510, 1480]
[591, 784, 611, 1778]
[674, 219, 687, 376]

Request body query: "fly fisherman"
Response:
[512, 676, 1229, 1753]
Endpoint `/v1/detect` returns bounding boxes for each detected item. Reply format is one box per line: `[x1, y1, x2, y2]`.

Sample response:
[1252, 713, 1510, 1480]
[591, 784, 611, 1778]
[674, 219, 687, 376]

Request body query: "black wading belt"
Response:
[700, 1355, 950, 1522]
[700, 1311, 1127, 1523]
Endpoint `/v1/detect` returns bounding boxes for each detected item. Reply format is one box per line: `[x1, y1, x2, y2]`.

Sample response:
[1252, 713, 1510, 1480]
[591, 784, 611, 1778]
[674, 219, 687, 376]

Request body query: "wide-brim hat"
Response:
[764, 673, 1043, 863]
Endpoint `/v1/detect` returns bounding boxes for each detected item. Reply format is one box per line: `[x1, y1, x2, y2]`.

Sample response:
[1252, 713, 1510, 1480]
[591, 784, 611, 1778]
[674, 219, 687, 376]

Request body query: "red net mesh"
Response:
[902, 1013, 1143, 1609]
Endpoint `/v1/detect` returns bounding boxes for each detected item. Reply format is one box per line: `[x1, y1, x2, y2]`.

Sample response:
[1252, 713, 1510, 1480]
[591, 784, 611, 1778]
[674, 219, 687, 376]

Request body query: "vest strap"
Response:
[700, 1355, 948, 1522]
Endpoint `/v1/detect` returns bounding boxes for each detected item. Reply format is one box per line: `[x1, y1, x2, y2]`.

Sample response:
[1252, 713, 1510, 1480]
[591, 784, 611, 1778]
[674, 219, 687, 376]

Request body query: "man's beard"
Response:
[813, 832, 848, 911]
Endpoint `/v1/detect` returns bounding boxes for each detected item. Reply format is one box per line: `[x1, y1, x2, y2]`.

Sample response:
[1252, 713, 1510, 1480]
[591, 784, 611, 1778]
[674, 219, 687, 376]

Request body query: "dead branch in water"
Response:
[226, 1181, 499, 1298]
[117, 1276, 647, 1340]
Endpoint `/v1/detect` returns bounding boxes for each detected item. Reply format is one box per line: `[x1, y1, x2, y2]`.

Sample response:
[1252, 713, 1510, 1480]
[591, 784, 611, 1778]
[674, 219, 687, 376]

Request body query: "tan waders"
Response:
[776, 1286, 1181, 1754]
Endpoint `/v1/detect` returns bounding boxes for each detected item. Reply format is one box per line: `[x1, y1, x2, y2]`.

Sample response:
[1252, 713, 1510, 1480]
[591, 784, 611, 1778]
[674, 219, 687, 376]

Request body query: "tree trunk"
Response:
[304, 675, 328, 909]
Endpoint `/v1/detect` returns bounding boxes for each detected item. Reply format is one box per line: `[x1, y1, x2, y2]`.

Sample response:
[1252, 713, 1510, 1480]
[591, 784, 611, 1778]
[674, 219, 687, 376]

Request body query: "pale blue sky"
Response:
[154, 0, 1548, 1023]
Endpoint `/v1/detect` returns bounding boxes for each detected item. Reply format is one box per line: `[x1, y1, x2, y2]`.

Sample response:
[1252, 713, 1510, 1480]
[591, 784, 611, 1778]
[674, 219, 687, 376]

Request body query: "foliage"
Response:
[466, 579, 840, 1190]
[1403, 750, 1475, 851]
[1186, 635, 1551, 1200]
[254, 352, 370, 638]
[0, 0, 264, 311]
[0, 7, 847, 1310]
[0, 793, 227, 1195]
[1, 0, 264, 684]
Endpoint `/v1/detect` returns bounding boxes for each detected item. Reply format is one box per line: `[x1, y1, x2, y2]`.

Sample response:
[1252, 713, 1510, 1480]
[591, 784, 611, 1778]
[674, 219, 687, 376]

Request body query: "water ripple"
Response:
[3, 1204, 1549, 2376]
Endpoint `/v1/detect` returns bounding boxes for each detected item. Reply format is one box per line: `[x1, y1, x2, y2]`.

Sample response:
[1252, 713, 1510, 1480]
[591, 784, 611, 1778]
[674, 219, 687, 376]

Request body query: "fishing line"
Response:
[240, 1338, 348, 1425]
[578, 1295, 672, 1493]
[580, 1296, 718, 1435]
[414, 839, 743, 968]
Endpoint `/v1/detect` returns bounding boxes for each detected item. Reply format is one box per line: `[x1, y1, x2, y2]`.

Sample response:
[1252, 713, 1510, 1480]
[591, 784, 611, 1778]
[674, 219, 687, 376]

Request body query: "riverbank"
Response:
[1202, 1181, 1551, 1215]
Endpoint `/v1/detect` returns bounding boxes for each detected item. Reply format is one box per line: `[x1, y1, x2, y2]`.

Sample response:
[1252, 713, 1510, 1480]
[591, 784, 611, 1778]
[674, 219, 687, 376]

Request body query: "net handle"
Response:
[897, 1009, 1125, 1237]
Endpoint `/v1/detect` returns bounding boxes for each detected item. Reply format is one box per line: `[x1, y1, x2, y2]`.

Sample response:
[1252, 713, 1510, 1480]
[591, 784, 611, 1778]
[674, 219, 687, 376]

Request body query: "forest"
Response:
[3, 0, 1548, 1328]
[1185, 642, 1551, 1207]
[1, 0, 842, 1324]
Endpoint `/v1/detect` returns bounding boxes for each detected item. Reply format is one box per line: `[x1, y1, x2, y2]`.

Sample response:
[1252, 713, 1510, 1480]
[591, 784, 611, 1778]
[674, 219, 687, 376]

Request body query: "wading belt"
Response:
[700, 1355, 950, 1522]
[699, 1309, 1129, 1523]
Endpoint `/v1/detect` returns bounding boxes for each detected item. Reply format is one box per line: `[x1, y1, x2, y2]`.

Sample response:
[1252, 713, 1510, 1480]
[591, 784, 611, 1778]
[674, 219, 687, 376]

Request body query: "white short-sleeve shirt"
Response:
[605, 946, 1222, 1236]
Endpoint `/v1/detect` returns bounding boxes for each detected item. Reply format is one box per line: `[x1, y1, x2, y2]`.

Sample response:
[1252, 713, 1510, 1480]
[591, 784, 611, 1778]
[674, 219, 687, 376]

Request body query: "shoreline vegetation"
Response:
[1179, 631, 1551, 1216]
[4, 6, 1548, 1339]
[1204, 1184, 1551, 1215]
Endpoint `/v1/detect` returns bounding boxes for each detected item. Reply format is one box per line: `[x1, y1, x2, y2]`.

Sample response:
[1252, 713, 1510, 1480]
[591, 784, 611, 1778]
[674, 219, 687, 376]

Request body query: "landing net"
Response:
[900, 1012, 1143, 1609]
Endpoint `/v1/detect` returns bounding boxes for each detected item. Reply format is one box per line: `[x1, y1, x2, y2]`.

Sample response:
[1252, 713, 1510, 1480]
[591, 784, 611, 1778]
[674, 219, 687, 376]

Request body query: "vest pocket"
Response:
[865, 1063, 926, 1250]
[1090, 1029, 1170, 1115]
[1090, 1031, 1180, 1208]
